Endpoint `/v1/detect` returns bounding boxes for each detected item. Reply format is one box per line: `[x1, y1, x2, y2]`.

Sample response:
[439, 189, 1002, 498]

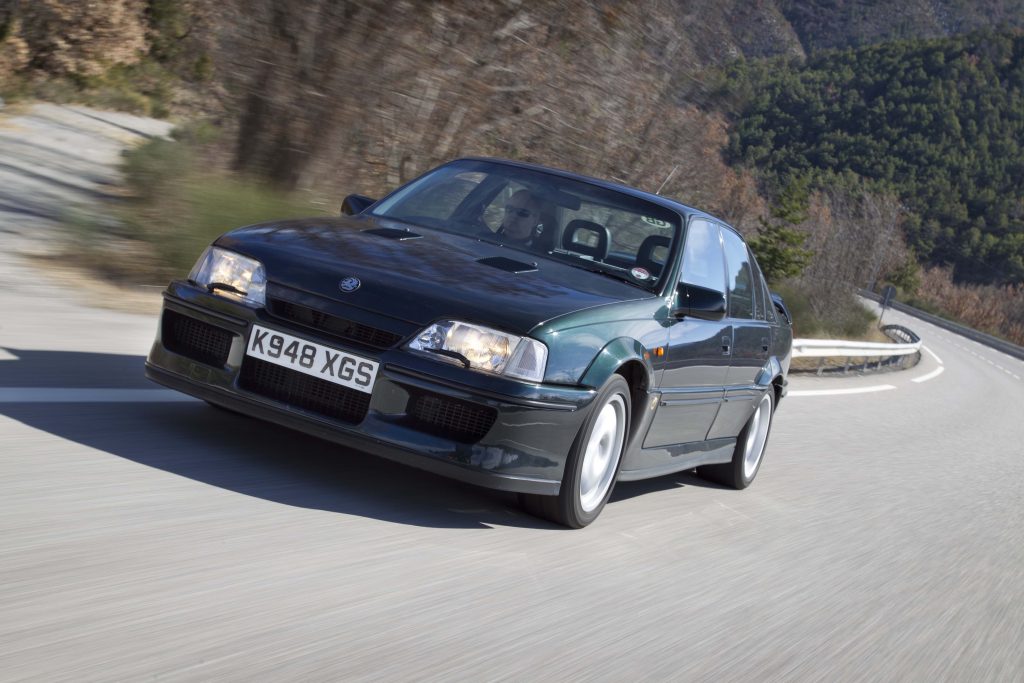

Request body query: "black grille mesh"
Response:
[239, 357, 370, 424]
[162, 309, 233, 367]
[268, 299, 403, 350]
[408, 392, 497, 443]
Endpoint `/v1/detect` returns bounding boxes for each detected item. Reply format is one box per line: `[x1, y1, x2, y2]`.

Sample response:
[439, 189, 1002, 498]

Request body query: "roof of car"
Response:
[453, 156, 734, 232]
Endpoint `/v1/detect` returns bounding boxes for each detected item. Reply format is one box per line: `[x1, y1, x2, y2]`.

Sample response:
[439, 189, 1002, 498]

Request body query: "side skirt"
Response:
[616, 438, 735, 482]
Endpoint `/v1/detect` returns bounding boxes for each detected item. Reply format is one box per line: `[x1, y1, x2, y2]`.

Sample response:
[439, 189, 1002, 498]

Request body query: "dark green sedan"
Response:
[146, 158, 792, 527]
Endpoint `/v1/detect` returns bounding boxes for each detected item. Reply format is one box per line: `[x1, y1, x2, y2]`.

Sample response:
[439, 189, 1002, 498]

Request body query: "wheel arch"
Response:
[579, 338, 656, 445]
[772, 375, 784, 408]
[756, 354, 786, 408]
[579, 337, 655, 388]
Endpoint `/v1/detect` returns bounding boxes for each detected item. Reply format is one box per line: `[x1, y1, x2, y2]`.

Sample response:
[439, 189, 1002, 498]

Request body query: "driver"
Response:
[492, 189, 548, 249]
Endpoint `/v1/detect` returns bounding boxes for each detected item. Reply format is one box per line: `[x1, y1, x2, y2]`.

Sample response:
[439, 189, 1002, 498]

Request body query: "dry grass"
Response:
[907, 267, 1024, 345]
[26, 254, 164, 315]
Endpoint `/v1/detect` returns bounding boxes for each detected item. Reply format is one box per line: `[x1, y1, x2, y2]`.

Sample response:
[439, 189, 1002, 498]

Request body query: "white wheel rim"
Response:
[579, 394, 626, 513]
[742, 392, 773, 480]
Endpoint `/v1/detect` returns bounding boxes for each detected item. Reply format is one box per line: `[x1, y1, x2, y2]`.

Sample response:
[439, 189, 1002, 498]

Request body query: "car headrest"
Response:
[636, 235, 671, 277]
[562, 219, 610, 260]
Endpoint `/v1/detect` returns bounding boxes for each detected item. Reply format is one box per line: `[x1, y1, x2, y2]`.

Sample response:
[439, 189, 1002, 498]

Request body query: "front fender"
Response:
[579, 337, 656, 390]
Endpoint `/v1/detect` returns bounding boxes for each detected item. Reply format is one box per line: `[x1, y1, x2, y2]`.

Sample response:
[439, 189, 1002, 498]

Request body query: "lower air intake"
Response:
[408, 392, 497, 443]
[239, 357, 371, 424]
[162, 309, 233, 367]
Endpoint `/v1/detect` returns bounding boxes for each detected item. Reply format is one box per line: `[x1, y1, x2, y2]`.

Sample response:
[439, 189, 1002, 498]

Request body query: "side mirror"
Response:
[673, 282, 727, 321]
[340, 194, 376, 216]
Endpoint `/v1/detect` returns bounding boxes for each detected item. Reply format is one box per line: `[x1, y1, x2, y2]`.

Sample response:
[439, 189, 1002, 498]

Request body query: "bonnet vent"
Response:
[362, 227, 422, 240]
[476, 256, 538, 273]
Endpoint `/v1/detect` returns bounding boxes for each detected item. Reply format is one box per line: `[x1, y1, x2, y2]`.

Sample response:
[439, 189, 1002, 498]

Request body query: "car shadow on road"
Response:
[0, 348, 562, 530]
[611, 470, 727, 502]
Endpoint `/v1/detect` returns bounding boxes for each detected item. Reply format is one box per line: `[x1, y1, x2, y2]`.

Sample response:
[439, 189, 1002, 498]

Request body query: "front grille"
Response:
[408, 392, 497, 443]
[268, 299, 403, 350]
[162, 309, 233, 367]
[239, 357, 370, 424]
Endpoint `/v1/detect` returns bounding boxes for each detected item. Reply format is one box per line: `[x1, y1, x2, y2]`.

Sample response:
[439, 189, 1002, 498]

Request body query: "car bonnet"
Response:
[215, 217, 655, 334]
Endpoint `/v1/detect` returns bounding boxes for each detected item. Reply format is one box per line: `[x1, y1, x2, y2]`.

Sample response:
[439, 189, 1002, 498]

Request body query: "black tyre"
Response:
[520, 375, 630, 528]
[699, 389, 774, 489]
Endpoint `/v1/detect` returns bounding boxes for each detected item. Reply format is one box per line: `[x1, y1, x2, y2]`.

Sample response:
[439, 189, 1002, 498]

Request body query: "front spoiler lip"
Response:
[145, 362, 562, 496]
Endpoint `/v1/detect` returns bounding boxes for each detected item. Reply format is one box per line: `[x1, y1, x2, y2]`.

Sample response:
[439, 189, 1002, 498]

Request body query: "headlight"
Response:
[188, 247, 266, 307]
[407, 321, 548, 382]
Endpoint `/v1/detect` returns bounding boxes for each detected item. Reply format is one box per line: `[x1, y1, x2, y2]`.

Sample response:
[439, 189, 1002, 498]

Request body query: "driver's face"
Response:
[502, 192, 539, 240]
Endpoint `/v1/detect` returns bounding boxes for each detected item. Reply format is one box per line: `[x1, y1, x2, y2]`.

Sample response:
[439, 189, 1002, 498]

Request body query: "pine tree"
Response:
[749, 176, 813, 283]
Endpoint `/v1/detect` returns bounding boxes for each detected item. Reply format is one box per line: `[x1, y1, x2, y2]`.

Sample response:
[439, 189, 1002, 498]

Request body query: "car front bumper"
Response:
[145, 282, 598, 496]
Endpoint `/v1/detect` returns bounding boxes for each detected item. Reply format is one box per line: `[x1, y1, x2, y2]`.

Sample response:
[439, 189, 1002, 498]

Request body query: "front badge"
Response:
[339, 276, 361, 293]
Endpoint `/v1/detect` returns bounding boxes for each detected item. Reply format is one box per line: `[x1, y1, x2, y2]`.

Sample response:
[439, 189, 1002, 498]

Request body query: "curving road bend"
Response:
[2, 262, 1022, 681]
[1, 106, 1022, 681]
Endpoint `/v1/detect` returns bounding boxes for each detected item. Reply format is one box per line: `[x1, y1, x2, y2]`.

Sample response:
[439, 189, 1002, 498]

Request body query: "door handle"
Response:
[721, 336, 731, 355]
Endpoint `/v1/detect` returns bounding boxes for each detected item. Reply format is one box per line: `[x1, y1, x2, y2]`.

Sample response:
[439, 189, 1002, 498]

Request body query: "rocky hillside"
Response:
[2, 0, 1022, 232]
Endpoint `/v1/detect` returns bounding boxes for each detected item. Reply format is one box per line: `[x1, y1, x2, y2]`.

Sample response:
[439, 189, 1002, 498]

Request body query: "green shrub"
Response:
[121, 136, 193, 202]
[192, 54, 213, 83]
[170, 119, 221, 146]
[149, 175, 322, 275]
[68, 130, 325, 283]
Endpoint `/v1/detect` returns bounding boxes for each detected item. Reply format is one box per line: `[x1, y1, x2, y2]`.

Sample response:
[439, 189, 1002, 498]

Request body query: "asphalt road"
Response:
[1, 105, 1022, 681]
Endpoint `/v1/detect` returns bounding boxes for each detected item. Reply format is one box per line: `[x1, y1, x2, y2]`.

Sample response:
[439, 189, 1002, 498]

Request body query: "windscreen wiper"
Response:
[552, 255, 648, 289]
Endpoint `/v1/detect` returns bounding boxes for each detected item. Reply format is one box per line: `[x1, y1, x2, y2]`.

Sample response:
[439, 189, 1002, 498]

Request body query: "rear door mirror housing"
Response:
[674, 282, 727, 321]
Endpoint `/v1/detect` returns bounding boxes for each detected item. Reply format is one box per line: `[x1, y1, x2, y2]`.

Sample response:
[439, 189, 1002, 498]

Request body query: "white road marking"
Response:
[0, 388, 197, 403]
[922, 346, 943, 365]
[911, 366, 945, 384]
[788, 385, 897, 397]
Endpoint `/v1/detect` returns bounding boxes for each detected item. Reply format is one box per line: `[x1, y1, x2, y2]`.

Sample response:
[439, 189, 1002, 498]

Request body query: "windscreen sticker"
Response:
[641, 216, 670, 228]
[631, 267, 651, 280]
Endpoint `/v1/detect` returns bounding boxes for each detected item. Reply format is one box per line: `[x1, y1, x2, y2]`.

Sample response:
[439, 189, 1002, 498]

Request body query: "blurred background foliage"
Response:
[1, 0, 1023, 342]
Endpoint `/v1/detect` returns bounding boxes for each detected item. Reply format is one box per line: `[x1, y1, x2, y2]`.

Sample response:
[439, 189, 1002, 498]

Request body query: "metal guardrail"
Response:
[859, 289, 1024, 362]
[792, 324, 922, 375]
[792, 285, 1024, 375]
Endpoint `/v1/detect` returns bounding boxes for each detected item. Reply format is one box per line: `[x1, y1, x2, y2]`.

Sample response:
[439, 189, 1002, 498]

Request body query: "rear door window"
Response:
[749, 248, 766, 321]
[721, 228, 754, 319]
[751, 254, 777, 323]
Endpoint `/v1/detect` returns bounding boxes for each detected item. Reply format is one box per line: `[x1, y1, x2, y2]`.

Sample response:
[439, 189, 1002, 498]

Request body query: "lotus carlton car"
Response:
[146, 158, 792, 527]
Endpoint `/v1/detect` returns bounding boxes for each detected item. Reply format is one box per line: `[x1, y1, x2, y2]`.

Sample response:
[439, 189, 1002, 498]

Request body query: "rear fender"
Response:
[755, 355, 783, 388]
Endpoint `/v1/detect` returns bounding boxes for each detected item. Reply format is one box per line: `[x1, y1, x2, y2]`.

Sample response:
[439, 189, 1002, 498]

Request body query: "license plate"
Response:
[246, 324, 378, 393]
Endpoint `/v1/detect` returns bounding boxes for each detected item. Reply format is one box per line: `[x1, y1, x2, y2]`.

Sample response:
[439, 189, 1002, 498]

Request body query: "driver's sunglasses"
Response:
[505, 206, 534, 218]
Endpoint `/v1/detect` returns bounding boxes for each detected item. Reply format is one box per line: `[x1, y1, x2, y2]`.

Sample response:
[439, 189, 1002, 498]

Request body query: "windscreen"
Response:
[371, 160, 682, 290]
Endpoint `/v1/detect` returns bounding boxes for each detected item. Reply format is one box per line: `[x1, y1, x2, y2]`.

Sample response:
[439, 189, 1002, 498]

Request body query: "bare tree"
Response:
[210, 0, 778, 230]
[798, 183, 906, 323]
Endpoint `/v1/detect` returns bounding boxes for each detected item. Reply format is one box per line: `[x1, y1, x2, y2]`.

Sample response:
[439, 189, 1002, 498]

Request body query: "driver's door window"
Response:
[680, 219, 726, 292]
[480, 181, 530, 232]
